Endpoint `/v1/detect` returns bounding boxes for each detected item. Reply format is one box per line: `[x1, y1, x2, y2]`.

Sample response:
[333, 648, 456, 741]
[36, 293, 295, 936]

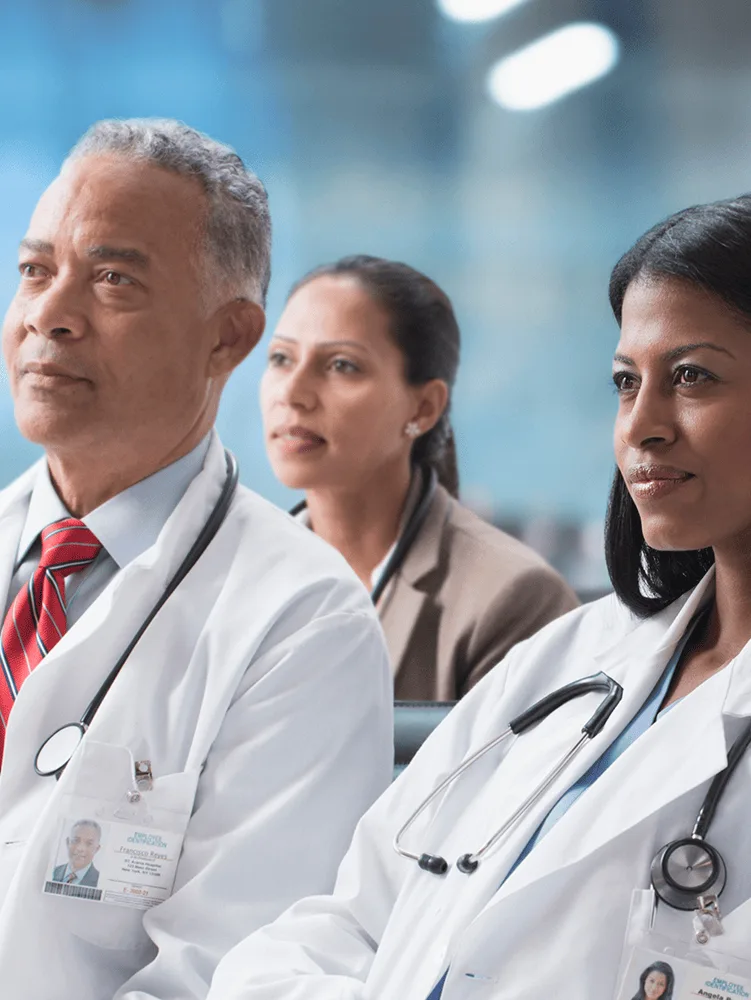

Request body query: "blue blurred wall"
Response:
[0, 0, 747, 586]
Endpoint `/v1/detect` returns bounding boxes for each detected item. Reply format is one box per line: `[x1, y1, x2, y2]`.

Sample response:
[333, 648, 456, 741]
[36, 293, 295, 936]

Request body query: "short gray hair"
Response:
[66, 118, 272, 305]
[70, 819, 102, 842]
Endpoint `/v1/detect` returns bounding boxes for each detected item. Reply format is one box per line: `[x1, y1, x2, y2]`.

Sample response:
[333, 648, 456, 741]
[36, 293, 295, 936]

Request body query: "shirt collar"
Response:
[16, 434, 212, 570]
[64, 861, 92, 881]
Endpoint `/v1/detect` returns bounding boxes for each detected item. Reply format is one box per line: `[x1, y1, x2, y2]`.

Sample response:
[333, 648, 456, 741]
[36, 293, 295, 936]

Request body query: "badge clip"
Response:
[134, 760, 154, 794]
[693, 894, 724, 944]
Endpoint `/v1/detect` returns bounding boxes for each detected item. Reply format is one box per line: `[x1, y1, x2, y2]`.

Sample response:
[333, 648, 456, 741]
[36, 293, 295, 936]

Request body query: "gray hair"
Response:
[66, 118, 271, 305]
[70, 819, 102, 842]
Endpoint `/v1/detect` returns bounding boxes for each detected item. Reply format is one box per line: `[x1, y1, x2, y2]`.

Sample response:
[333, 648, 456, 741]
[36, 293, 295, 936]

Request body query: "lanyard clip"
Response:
[134, 759, 154, 793]
[693, 894, 723, 944]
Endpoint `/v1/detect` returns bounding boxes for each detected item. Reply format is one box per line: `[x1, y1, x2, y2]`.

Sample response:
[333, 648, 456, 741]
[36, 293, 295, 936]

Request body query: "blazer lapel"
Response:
[380, 485, 450, 679]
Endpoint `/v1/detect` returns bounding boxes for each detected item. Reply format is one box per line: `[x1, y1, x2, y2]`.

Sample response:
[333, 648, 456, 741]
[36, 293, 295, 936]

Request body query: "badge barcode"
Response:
[44, 880, 102, 901]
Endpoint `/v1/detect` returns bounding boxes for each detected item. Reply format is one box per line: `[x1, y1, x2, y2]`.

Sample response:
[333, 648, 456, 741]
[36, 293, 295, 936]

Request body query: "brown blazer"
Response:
[380, 484, 579, 701]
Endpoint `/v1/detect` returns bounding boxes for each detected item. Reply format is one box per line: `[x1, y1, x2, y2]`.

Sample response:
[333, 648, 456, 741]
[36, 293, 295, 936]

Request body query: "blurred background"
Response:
[0, 0, 746, 594]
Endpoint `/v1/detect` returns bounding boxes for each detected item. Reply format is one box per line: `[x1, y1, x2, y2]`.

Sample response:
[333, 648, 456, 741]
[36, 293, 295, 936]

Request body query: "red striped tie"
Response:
[0, 518, 102, 763]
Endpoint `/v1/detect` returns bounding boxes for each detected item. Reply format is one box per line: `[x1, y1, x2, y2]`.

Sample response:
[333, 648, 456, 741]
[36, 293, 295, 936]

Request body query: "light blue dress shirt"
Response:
[4, 434, 211, 627]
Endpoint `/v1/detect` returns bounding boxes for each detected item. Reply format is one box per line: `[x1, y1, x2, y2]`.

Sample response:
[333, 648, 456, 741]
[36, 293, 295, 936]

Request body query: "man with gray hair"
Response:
[0, 119, 392, 998]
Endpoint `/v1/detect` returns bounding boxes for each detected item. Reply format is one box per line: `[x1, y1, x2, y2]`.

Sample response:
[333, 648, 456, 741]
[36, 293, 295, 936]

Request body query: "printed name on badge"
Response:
[44, 811, 184, 909]
[617, 947, 751, 1000]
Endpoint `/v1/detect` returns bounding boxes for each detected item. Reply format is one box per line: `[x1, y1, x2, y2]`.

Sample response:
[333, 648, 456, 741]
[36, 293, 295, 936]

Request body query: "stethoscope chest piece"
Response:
[34, 722, 87, 779]
[650, 837, 726, 911]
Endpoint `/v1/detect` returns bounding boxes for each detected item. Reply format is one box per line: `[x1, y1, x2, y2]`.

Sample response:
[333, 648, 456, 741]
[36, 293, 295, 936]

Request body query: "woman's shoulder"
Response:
[438, 489, 572, 589]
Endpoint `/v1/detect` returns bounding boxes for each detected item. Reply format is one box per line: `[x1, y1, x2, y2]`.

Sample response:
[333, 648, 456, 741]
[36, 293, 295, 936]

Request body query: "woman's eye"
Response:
[674, 365, 711, 386]
[101, 270, 134, 286]
[267, 351, 290, 368]
[612, 371, 637, 393]
[330, 358, 359, 374]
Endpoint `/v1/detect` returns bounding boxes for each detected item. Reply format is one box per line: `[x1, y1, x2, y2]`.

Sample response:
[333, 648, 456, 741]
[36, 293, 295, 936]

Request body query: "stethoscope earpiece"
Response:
[393, 672, 624, 877]
[418, 854, 449, 876]
[650, 837, 726, 911]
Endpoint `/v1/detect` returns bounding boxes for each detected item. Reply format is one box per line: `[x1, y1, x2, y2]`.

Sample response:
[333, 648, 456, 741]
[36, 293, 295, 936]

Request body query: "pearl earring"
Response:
[405, 421, 420, 439]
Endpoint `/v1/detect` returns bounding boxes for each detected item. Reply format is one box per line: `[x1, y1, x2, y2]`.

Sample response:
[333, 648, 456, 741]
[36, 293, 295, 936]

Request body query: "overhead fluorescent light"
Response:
[487, 22, 620, 111]
[437, 0, 531, 25]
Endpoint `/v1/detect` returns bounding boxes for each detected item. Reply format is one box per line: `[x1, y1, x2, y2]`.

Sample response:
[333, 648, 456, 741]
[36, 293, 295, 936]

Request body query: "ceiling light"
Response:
[487, 22, 620, 111]
[437, 0, 531, 25]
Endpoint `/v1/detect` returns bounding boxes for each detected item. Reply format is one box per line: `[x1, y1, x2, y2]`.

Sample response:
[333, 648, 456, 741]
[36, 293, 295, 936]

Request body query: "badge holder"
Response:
[613, 889, 751, 1000]
[43, 750, 189, 911]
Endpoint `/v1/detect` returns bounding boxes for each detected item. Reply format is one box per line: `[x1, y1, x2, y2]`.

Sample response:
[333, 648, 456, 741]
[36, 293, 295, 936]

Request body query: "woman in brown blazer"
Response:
[260, 255, 578, 700]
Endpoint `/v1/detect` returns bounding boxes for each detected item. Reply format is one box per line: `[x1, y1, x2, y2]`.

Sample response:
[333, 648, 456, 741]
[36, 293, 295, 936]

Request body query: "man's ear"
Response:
[207, 299, 266, 377]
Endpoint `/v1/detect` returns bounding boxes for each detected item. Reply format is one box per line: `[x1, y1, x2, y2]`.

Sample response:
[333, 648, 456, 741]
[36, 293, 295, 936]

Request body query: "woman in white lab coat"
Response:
[209, 196, 751, 1000]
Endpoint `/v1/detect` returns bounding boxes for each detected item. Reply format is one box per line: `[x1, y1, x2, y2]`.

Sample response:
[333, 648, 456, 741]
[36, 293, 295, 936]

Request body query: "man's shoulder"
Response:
[229, 485, 368, 595]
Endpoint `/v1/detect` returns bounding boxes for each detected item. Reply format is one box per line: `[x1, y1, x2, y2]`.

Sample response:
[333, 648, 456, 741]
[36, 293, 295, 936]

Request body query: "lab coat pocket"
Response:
[618, 888, 751, 986]
[48, 741, 200, 952]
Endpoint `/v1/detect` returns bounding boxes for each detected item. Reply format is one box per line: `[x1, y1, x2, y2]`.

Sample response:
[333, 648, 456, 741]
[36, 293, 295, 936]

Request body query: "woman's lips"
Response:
[627, 465, 695, 500]
[272, 427, 326, 456]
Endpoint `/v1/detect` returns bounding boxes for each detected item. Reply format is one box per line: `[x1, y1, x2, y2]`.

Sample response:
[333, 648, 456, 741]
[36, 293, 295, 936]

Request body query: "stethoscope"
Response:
[290, 464, 438, 605]
[33, 449, 239, 781]
[394, 667, 751, 915]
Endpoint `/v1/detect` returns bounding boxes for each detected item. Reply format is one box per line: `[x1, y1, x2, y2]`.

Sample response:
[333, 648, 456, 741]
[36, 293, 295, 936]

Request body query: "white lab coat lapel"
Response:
[0, 463, 40, 612]
[0, 437, 227, 815]
[400, 574, 721, 960]
[455, 570, 738, 951]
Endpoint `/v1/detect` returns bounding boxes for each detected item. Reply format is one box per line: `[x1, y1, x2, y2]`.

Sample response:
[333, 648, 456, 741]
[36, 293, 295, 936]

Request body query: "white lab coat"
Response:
[210, 567, 751, 1000]
[0, 434, 393, 1000]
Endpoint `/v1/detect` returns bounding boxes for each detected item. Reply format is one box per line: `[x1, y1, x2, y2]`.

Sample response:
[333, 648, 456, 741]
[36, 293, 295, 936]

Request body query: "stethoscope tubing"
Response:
[290, 464, 438, 606]
[80, 450, 238, 728]
[34, 449, 239, 778]
[394, 671, 623, 876]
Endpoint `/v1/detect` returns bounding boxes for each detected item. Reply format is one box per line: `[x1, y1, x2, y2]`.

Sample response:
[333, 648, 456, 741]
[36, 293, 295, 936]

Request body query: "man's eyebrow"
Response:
[613, 342, 735, 365]
[19, 238, 54, 255]
[85, 245, 150, 268]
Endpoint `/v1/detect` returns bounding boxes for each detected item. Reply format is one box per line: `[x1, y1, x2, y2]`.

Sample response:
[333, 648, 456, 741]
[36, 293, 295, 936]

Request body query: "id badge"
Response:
[616, 946, 751, 1000]
[615, 890, 751, 999]
[42, 741, 195, 911]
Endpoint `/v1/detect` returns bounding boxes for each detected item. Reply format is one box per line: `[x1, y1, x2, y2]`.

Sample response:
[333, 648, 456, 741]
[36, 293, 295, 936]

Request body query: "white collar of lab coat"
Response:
[450, 566, 751, 928]
[0, 433, 230, 805]
[409, 567, 745, 952]
[14, 434, 212, 571]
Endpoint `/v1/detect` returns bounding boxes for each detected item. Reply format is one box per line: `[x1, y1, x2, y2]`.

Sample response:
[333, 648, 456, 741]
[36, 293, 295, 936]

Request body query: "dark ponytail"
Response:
[290, 255, 461, 496]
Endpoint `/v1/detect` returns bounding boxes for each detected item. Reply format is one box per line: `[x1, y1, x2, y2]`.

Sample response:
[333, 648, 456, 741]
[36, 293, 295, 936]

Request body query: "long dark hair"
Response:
[606, 194, 751, 616]
[290, 255, 461, 496]
[630, 960, 675, 1000]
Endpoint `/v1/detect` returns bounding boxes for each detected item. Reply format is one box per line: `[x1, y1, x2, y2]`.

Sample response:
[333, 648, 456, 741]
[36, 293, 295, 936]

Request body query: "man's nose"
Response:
[619, 381, 676, 450]
[22, 277, 86, 341]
